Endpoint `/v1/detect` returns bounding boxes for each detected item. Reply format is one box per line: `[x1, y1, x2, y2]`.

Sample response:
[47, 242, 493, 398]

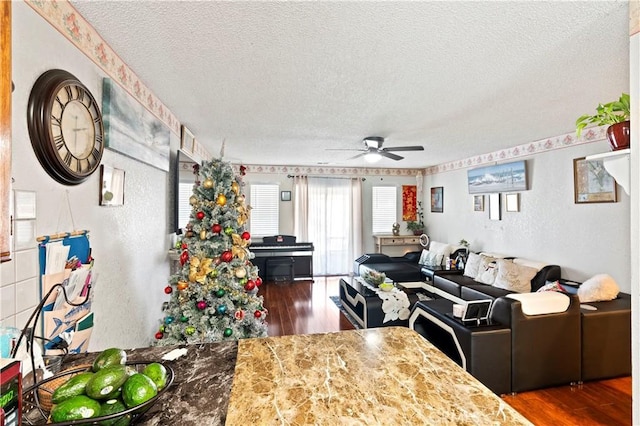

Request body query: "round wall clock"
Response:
[27, 69, 104, 185]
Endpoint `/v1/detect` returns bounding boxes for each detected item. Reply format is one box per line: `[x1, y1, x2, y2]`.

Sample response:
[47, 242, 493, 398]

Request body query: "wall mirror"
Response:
[174, 149, 198, 232]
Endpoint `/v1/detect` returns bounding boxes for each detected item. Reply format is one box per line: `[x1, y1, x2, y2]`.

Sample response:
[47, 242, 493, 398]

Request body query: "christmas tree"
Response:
[155, 158, 267, 345]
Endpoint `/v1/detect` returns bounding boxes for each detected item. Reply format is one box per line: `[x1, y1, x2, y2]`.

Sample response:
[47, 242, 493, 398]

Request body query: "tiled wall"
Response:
[0, 190, 39, 331]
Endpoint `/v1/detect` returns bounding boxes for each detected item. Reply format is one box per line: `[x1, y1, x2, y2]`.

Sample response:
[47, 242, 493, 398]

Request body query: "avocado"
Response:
[86, 365, 129, 400]
[51, 371, 94, 404]
[142, 363, 168, 391]
[122, 373, 158, 408]
[50, 394, 101, 423]
[98, 399, 130, 426]
[92, 348, 127, 372]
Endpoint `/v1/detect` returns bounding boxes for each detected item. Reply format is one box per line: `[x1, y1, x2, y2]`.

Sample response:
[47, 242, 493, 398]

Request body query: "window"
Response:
[250, 184, 279, 236]
[177, 182, 194, 229]
[372, 186, 397, 234]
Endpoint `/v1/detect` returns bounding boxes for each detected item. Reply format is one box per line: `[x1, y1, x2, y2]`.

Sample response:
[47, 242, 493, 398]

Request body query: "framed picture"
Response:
[467, 160, 528, 194]
[473, 195, 484, 212]
[100, 165, 126, 206]
[573, 157, 617, 203]
[431, 187, 443, 213]
[489, 193, 501, 220]
[102, 79, 170, 171]
[281, 191, 291, 201]
[505, 193, 520, 212]
[181, 125, 196, 152]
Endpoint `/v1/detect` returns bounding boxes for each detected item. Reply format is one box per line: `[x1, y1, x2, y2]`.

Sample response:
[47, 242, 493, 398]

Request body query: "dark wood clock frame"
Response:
[27, 69, 104, 185]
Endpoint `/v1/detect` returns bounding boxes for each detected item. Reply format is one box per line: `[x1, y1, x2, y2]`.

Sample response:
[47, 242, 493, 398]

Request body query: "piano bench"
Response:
[266, 257, 295, 283]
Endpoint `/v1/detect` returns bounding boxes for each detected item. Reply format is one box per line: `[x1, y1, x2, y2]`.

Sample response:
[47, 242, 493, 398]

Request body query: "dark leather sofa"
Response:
[353, 252, 423, 282]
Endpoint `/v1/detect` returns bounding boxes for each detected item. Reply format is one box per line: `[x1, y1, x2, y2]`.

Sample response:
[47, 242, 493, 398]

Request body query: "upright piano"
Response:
[250, 235, 314, 282]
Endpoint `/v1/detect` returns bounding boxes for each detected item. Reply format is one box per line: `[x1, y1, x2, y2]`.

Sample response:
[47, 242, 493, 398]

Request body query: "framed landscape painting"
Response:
[467, 160, 528, 194]
[102, 78, 170, 171]
[431, 187, 443, 213]
[573, 157, 617, 203]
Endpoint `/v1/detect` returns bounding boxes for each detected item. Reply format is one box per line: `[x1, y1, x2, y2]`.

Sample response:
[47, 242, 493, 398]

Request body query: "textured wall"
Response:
[6, 3, 174, 350]
[424, 141, 631, 292]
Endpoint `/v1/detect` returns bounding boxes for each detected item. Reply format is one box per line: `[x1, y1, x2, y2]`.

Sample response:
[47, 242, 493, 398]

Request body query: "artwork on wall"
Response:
[467, 160, 528, 194]
[402, 185, 417, 220]
[102, 78, 170, 171]
[281, 191, 291, 201]
[181, 125, 195, 152]
[489, 193, 501, 220]
[573, 157, 617, 203]
[473, 195, 484, 212]
[99, 165, 125, 206]
[430, 187, 443, 213]
[505, 193, 520, 212]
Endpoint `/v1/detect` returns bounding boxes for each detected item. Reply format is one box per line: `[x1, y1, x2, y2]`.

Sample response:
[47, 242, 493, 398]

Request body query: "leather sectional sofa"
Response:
[354, 246, 631, 395]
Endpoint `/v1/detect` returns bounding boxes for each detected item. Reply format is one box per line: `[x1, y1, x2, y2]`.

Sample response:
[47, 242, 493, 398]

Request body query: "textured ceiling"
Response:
[70, 1, 630, 169]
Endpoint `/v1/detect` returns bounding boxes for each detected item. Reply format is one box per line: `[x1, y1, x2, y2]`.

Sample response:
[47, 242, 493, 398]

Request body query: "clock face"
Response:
[28, 70, 104, 185]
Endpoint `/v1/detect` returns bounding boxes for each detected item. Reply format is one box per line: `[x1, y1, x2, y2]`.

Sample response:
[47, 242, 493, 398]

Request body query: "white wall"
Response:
[424, 140, 631, 292]
[1, 3, 174, 350]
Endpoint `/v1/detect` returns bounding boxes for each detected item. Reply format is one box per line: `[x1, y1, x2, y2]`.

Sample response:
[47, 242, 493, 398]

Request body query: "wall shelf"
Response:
[585, 149, 630, 196]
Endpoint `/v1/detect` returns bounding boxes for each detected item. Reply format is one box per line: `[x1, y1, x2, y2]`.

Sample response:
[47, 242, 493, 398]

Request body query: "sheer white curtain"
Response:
[293, 176, 308, 240]
[293, 177, 363, 276]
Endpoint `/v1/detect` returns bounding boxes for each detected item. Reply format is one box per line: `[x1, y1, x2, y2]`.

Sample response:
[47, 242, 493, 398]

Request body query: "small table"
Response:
[339, 277, 422, 328]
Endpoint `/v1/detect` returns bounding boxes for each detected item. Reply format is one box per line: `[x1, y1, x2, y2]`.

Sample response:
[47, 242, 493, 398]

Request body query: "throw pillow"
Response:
[577, 274, 620, 303]
[463, 253, 482, 278]
[536, 281, 567, 293]
[474, 255, 498, 285]
[428, 241, 453, 259]
[418, 249, 430, 266]
[493, 259, 538, 293]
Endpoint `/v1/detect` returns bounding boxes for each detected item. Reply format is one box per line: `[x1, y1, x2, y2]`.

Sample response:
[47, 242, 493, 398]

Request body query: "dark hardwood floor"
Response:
[259, 276, 632, 426]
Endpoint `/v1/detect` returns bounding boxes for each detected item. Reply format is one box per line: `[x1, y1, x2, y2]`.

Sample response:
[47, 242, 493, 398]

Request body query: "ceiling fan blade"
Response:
[347, 152, 367, 160]
[325, 148, 366, 151]
[382, 146, 425, 152]
[379, 151, 403, 161]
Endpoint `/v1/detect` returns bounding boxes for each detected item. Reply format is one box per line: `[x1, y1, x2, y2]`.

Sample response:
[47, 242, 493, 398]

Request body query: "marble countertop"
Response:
[62, 327, 531, 425]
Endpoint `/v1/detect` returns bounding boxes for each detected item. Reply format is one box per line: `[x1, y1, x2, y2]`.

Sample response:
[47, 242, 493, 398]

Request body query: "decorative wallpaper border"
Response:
[232, 164, 423, 177]
[26, 0, 181, 136]
[631, 0, 640, 36]
[424, 127, 607, 175]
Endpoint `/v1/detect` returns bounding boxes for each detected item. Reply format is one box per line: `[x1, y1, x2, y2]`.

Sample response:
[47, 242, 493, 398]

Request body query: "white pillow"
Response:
[506, 292, 570, 315]
[479, 252, 509, 259]
[428, 241, 453, 259]
[418, 249, 430, 266]
[578, 274, 620, 303]
[493, 259, 538, 293]
[475, 255, 498, 285]
[463, 253, 482, 278]
[513, 258, 546, 272]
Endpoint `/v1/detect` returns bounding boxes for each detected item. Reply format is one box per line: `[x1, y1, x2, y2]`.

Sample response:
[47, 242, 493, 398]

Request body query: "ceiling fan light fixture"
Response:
[364, 152, 382, 163]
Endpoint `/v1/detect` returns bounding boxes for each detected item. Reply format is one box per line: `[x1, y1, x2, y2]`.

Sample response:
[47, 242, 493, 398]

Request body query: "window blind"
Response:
[372, 186, 397, 234]
[250, 184, 280, 236]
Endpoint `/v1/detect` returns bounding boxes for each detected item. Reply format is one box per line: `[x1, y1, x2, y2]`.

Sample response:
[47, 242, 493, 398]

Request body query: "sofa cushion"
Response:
[463, 252, 482, 278]
[506, 292, 571, 315]
[536, 281, 567, 293]
[461, 283, 514, 301]
[513, 258, 547, 271]
[493, 259, 538, 293]
[578, 274, 620, 303]
[428, 241, 453, 259]
[474, 255, 497, 285]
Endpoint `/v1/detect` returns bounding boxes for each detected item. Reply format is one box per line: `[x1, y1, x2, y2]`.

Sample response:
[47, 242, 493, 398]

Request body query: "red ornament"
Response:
[181, 242, 188, 250]
[240, 165, 247, 176]
[197, 301, 207, 310]
[254, 310, 262, 318]
[220, 251, 233, 262]
[244, 281, 256, 292]
[234, 310, 245, 321]
[180, 250, 189, 265]
[256, 277, 263, 287]
[164, 286, 173, 294]
[241, 231, 251, 240]
[196, 211, 205, 220]
[212, 224, 222, 234]
[155, 332, 164, 340]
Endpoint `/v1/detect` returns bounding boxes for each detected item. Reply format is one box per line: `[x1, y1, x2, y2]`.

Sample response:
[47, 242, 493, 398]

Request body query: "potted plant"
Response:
[575, 93, 630, 151]
[406, 201, 425, 235]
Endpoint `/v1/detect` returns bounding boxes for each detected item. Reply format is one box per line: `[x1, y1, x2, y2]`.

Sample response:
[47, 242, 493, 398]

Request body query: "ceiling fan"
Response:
[330, 136, 424, 162]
